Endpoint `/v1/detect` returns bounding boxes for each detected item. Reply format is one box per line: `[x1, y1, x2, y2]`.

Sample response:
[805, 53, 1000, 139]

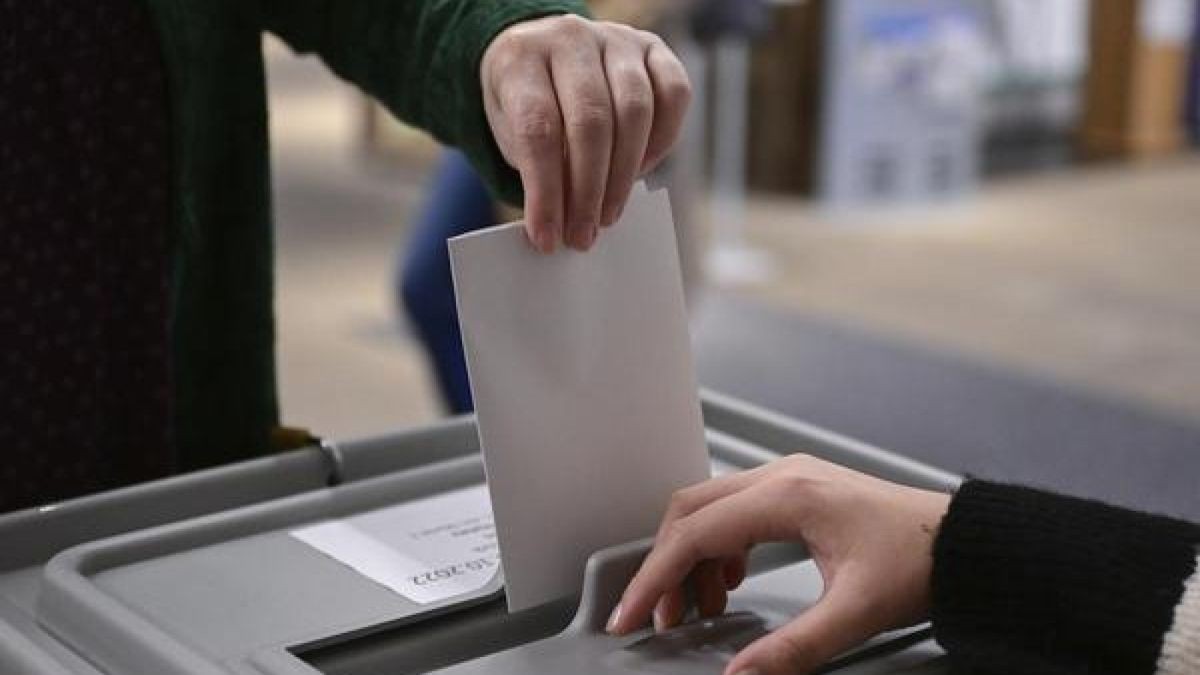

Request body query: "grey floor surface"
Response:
[695, 294, 1200, 521]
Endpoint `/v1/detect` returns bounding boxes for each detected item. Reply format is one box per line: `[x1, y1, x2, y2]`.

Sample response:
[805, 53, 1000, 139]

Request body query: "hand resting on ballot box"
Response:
[605, 455, 948, 675]
[606, 455, 1200, 675]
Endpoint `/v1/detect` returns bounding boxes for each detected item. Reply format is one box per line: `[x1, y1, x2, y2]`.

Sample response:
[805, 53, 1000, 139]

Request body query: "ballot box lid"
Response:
[0, 391, 959, 675]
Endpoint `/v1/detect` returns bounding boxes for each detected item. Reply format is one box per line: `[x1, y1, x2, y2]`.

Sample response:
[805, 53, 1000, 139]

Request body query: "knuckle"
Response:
[661, 76, 693, 108]
[547, 14, 592, 46]
[617, 91, 653, 122]
[491, 25, 537, 58]
[551, 14, 591, 41]
[513, 92, 555, 118]
[640, 30, 667, 47]
[613, 69, 653, 113]
[513, 109, 561, 147]
[611, 60, 646, 85]
[666, 487, 697, 515]
[770, 471, 818, 498]
[782, 452, 816, 470]
[482, 45, 514, 73]
[495, 32, 535, 59]
[606, 21, 637, 37]
[566, 102, 612, 135]
[775, 630, 819, 665]
[508, 100, 559, 145]
[661, 519, 695, 548]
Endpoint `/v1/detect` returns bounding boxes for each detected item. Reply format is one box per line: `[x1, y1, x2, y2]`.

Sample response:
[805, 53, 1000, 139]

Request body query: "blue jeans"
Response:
[398, 150, 495, 414]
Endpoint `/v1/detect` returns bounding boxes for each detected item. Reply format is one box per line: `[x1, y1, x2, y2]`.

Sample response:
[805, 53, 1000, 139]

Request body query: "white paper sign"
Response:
[290, 485, 499, 605]
[449, 183, 710, 612]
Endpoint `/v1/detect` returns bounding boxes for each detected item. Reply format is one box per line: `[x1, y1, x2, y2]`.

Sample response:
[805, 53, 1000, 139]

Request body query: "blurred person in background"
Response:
[398, 0, 697, 415]
[607, 456, 1200, 675]
[0, 0, 690, 513]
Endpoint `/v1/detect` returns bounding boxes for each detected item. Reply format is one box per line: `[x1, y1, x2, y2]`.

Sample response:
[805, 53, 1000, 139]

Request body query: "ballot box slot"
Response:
[294, 595, 577, 675]
[812, 626, 936, 674]
[292, 540, 814, 675]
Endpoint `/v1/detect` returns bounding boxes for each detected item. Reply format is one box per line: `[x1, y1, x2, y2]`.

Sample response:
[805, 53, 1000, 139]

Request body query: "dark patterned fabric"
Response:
[933, 480, 1200, 675]
[0, 0, 173, 511]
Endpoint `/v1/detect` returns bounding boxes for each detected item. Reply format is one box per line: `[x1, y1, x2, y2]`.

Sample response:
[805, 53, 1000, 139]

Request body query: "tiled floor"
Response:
[265, 40, 1200, 449]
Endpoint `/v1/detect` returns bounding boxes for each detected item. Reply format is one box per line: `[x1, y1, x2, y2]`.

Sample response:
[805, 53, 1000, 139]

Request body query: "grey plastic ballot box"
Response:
[0, 391, 960, 675]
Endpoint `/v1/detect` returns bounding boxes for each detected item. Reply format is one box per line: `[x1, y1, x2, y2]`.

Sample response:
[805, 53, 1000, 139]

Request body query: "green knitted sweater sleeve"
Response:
[256, 0, 588, 205]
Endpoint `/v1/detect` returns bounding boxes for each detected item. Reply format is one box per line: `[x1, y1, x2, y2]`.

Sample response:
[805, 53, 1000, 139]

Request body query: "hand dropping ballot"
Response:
[289, 185, 708, 612]
[449, 183, 710, 612]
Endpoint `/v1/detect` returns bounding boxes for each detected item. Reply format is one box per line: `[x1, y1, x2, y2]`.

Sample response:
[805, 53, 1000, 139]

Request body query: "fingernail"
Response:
[652, 599, 668, 632]
[605, 204, 625, 226]
[606, 602, 623, 634]
[583, 226, 597, 250]
[570, 229, 586, 252]
[538, 230, 556, 254]
[569, 227, 592, 252]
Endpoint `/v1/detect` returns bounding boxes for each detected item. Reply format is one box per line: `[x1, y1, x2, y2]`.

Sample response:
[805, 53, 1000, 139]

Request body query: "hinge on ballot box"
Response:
[319, 439, 346, 487]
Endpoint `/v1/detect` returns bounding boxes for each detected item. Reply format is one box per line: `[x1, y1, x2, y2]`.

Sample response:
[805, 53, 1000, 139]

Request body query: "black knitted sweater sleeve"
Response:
[931, 480, 1200, 675]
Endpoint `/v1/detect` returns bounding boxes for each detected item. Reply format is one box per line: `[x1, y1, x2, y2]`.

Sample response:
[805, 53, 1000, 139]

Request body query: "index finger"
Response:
[609, 485, 778, 635]
[495, 59, 565, 253]
[658, 467, 764, 530]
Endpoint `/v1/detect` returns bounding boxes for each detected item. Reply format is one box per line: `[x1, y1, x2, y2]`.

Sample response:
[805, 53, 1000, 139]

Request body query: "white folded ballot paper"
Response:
[449, 183, 710, 612]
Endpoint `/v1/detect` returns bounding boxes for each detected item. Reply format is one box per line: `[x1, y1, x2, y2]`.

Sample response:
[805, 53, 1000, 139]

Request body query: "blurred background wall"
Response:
[267, 0, 1200, 518]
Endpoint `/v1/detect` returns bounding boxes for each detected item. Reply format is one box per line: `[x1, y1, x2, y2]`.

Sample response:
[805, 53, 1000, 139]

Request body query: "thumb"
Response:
[723, 584, 875, 675]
